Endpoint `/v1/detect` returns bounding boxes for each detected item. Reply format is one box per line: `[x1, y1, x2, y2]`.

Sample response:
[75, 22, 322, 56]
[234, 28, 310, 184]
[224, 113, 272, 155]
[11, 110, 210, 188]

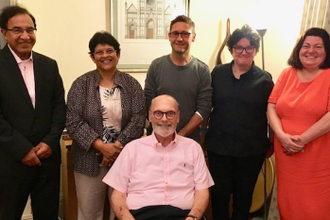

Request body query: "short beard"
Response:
[174, 48, 187, 54]
[153, 122, 177, 138]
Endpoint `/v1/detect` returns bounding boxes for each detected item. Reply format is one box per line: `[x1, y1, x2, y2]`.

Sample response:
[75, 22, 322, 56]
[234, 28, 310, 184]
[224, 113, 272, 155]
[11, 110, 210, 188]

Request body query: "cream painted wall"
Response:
[16, 0, 305, 96]
[190, 0, 305, 80]
[17, 0, 107, 96]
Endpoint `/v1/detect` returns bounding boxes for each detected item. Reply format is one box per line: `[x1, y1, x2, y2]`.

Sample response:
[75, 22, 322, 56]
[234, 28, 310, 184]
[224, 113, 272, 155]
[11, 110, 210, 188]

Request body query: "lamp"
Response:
[257, 27, 268, 220]
[256, 29, 267, 70]
[244, 1, 270, 70]
[246, 2, 273, 219]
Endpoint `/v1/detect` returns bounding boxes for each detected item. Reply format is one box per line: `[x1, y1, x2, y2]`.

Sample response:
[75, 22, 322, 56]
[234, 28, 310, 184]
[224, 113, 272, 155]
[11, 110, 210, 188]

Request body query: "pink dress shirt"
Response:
[103, 132, 214, 210]
[8, 46, 35, 108]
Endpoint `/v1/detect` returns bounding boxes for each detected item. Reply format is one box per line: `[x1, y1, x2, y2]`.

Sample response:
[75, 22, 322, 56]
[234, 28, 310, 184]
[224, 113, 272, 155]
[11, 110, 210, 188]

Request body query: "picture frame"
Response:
[106, 0, 190, 71]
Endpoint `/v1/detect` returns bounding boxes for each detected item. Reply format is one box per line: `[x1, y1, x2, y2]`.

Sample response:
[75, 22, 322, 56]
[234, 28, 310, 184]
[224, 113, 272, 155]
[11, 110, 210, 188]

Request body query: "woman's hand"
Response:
[92, 139, 123, 162]
[101, 156, 112, 167]
[101, 142, 123, 161]
[288, 135, 306, 154]
[277, 133, 305, 155]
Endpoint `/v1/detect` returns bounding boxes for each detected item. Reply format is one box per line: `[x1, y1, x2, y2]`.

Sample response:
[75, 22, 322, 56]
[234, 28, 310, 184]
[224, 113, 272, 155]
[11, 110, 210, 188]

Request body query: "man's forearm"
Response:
[111, 189, 135, 220]
[178, 113, 203, 137]
[186, 188, 209, 220]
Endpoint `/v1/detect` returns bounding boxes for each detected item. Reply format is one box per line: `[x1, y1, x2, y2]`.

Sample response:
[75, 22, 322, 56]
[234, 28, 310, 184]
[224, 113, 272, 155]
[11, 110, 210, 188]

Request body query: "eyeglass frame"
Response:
[89, 48, 118, 56]
[150, 110, 177, 120]
[233, 46, 255, 54]
[169, 31, 192, 39]
[4, 27, 37, 35]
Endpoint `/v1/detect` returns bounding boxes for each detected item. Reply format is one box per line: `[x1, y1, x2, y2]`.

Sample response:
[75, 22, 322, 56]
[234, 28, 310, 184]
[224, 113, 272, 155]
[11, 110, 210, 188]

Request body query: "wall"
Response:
[16, 0, 107, 95]
[190, 0, 305, 79]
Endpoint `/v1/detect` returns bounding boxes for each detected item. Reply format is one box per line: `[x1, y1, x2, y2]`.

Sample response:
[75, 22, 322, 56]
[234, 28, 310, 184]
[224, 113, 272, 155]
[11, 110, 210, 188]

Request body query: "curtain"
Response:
[325, 1, 330, 32]
[300, 0, 330, 34]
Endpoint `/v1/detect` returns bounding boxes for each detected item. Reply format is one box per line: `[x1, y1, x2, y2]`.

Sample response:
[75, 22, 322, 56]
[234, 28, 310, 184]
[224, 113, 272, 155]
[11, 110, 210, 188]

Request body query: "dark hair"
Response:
[0, 5, 36, 29]
[88, 31, 121, 57]
[170, 15, 195, 33]
[227, 24, 260, 52]
[288, 27, 330, 69]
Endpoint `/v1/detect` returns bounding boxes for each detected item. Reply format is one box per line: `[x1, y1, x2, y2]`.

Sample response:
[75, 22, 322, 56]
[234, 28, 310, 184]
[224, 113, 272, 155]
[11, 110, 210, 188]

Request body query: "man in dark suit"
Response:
[0, 6, 66, 220]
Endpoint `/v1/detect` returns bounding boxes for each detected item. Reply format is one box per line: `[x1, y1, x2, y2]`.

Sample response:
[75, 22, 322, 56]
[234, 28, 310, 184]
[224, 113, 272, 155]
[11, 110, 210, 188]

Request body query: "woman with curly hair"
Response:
[66, 31, 146, 220]
[205, 25, 274, 219]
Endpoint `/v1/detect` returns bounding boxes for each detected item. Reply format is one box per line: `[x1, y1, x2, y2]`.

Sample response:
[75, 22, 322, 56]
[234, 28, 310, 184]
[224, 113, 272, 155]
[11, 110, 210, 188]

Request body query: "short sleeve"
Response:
[193, 143, 214, 190]
[102, 143, 133, 193]
[268, 68, 290, 104]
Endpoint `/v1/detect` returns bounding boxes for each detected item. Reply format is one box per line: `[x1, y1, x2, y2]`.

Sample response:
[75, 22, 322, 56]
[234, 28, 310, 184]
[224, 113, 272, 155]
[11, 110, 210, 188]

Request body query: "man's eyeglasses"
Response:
[169, 31, 192, 39]
[233, 46, 255, 54]
[151, 110, 176, 120]
[91, 49, 117, 56]
[5, 27, 37, 35]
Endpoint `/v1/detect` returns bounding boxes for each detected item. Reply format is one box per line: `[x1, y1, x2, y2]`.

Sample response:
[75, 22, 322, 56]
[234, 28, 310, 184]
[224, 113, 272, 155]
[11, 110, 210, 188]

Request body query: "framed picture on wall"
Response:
[106, 0, 190, 70]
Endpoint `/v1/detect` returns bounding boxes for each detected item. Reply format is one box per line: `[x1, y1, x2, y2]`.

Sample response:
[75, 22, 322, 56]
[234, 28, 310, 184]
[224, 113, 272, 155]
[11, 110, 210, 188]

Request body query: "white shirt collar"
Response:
[8, 44, 33, 63]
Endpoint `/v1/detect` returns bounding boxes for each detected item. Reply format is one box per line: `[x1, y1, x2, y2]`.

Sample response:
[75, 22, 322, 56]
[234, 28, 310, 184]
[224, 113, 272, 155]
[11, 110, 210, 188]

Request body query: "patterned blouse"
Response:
[66, 69, 146, 176]
[99, 85, 122, 143]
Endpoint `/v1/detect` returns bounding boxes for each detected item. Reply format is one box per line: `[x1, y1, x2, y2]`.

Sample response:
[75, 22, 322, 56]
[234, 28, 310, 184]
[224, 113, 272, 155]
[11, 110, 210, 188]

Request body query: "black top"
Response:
[205, 61, 274, 157]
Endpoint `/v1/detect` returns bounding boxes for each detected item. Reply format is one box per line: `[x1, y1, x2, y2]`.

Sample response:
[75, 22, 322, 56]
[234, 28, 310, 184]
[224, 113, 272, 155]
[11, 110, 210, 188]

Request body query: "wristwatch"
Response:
[187, 214, 197, 220]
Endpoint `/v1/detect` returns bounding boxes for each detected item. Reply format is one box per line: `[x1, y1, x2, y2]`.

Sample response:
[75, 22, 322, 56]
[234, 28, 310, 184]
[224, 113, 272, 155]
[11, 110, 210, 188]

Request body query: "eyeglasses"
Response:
[233, 46, 255, 54]
[92, 49, 117, 56]
[5, 27, 37, 35]
[169, 31, 192, 39]
[151, 110, 176, 120]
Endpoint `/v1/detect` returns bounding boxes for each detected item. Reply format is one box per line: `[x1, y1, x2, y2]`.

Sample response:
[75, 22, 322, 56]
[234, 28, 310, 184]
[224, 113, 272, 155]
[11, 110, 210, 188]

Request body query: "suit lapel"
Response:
[2, 46, 34, 110]
[33, 52, 43, 115]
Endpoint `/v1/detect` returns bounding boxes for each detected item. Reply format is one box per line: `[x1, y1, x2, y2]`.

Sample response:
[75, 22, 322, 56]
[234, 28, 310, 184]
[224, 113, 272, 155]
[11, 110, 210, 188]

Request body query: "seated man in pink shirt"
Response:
[103, 94, 214, 220]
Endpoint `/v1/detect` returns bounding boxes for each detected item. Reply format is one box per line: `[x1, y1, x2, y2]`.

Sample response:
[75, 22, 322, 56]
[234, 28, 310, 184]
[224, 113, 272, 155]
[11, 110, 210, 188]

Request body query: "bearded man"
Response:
[103, 95, 214, 220]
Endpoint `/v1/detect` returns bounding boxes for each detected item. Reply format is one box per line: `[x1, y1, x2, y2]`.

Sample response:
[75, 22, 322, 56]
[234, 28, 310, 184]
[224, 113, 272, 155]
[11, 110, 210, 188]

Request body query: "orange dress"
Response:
[268, 67, 330, 220]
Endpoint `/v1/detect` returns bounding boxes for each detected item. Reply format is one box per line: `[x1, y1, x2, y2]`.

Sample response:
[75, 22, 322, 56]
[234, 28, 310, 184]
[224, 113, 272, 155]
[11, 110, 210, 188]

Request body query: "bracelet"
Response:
[199, 127, 208, 132]
[187, 214, 197, 220]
